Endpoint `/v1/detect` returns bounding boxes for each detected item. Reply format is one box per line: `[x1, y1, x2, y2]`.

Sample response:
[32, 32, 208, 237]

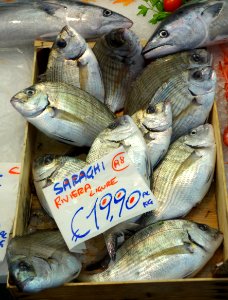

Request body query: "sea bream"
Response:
[93, 28, 144, 113]
[79, 220, 223, 282]
[7, 230, 82, 293]
[140, 124, 216, 226]
[44, 25, 105, 102]
[143, 0, 228, 59]
[10, 82, 115, 147]
[132, 101, 172, 168]
[0, 0, 133, 47]
[125, 49, 213, 116]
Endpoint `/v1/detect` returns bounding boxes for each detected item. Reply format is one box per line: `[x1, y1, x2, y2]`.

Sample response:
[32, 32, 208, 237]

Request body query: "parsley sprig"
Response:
[138, 0, 171, 24]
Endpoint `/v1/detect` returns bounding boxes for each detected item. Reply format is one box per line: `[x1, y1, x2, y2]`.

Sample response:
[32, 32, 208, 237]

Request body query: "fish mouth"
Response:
[11, 97, 48, 118]
[142, 122, 168, 132]
[143, 44, 176, 60]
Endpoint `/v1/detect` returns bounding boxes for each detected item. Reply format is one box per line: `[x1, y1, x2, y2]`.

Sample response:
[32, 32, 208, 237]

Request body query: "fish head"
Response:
[33, 154, 62, 182]
[183, 124, 215, 148]
[10, 84, 49, 118]
[142, 7, 205, 60]
[105, 28, 140, 57]
[8, 256, 53, 293]
[188, 67, 217, 97]
[54, 26, 86, 59]
[134, 101, 172, 133]
[186, 49, 213, 68]
[102, 115, 137, 143]
[185, 221, 223, 254]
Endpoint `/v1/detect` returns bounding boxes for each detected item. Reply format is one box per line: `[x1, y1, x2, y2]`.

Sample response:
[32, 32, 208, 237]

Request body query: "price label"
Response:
[0, 163, 21, 262]
[43, 148, 157, 252]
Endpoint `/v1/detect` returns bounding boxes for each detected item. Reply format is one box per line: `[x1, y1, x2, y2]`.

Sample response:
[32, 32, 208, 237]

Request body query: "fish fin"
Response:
[37, 0, 67, 16]
[103, 231, 118, 261]
[205, 167, 214, 184]
[50, 107, 85, 125]
[201, 2, 223, 19]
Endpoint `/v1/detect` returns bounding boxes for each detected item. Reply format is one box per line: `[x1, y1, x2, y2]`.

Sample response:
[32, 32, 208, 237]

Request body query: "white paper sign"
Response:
[43, 148, 157, 252]
[0, 163, 21, 262]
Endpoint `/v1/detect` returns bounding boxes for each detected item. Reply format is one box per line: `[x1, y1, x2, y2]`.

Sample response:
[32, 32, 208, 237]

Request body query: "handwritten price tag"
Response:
[43, 148, 157, 252]
[0, 163, 21, 262]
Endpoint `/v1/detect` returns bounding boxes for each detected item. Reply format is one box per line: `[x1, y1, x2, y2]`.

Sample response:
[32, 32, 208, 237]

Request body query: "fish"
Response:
[7, 230, 82, 293]
[125, 49, 213, 115]
[132, 101, 172, 168]
[86, 115, 151, 186]
[44, 25, 105, 102]
[10, 82, 115, 147]
[78, 219, 223, 282]
[142, 0, 228, 59]
[140, 124, 216, 226]
[0, 0, 133, 48]
[33, 154, 87, 216]
[213, 260, 228, 278]
[86, 115, 152, 260]
[93, 28, 145, 113]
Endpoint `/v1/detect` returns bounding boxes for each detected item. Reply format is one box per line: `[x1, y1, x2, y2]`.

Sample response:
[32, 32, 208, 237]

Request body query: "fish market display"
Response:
[86, 115, 151, 186]
[125, 49, 213, 115]
[79, 220, 223, 282]
[0, 0, 133, 48]
[10, 82, 115, 147]
[93, 28, 144, 113]
[143, 0, 228, 59]
[7, 230, 82, 293]
[140, 124, 216, 226]
[132, 101, 172, 168]
[33, 154, 87, 216]
[44, 26, 105, 102]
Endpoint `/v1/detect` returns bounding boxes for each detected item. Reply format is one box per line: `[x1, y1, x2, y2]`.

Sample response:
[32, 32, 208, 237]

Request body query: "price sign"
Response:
[0, 163, 21, 262]
[43, 148, 157, 252]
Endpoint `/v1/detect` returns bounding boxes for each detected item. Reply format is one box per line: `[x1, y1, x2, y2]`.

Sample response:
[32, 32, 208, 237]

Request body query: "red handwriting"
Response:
[89, 177, 118, 196]
[112, 152, 129, 172]
[8, 166, 20, 175]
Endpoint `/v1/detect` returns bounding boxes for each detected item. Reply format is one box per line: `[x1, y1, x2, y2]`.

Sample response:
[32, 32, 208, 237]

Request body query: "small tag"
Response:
[43, 147, 157, 252]
[0, 163, 21, 262]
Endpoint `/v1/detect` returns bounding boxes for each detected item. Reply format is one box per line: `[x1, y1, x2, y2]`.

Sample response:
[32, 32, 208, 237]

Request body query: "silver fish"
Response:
[45, 25, 105, 102]
[93, 28, 145, 113]
[79, 220, 223, 282]
[143, 0, 228, 59]
[140, 124, 216, 226]
[0, 0, 133, 47]
[125, 49, 213, 115]
[33, 154, 87, 216]
[10, 82, 115, 147]
[132, 101, 172, 168]
[7, 230, 82, 293]
[86, 115, 151, 186]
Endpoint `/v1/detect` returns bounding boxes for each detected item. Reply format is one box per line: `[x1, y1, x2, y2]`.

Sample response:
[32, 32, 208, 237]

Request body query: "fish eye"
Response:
[18, 261, 30, 271]
[192, 53, 202, 62]
[192, 70, 203, 80]
[108, 122, 118, 130]
[44, 155, 53, 165]
[103, 9, 113, 17]
[197, 224, 209, 231]
[146, 105, 156, 114]
[56, 38, 67, 48]
[159, 30, 169, 38]
[25, 89, 35, 97]
[190, 129, 197, 135]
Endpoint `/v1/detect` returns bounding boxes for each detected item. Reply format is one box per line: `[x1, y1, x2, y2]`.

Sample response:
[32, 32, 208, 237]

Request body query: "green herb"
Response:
[138, 0, 171, 24]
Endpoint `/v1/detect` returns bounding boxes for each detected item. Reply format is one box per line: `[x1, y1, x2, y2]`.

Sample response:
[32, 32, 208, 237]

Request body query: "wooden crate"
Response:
[7, 41, 228, 300]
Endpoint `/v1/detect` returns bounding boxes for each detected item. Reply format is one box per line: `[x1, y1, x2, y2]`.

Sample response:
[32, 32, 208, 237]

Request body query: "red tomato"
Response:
[164, 0, 183, 12]
[223, 127, 228, 146]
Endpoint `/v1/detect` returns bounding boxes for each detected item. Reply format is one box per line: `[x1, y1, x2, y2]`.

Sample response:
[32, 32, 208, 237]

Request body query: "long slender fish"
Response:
[132, 101, 172, 168]
[10, 82, 115, 147]
[93, 28, 144, 113]
[125, 49, 213, 115]
[33, 154, 87, 216]
[7, 230, 82, 293]
[79, 220, 223, 282]
[143, 0, 228, 59]
[0, 0, 133, 47]
[45, 25, 105, 102]
[140, 124, 216, 226]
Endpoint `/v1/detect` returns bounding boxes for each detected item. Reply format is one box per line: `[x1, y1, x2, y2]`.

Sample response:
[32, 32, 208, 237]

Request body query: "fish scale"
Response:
[79, 220, 222, 282]
[140, 124, 216, 225]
